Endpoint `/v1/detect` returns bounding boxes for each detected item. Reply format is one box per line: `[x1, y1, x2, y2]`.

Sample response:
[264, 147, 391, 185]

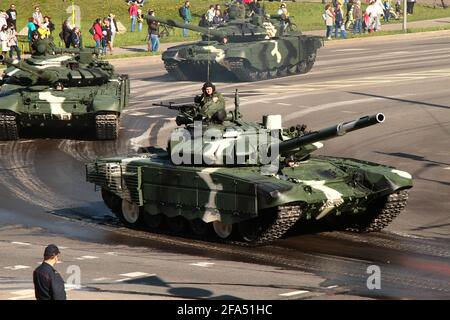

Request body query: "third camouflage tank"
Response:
[86, 91, 413, 245]
[147, 3, 323, 81]
[0, 39, 129, 140]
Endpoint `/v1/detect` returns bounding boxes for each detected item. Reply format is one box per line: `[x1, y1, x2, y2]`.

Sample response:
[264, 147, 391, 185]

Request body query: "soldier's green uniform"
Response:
[196, 82, 226, 123]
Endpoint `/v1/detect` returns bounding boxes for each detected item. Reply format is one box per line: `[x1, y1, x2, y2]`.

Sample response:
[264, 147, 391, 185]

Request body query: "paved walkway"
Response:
[112, 17, 450, 56]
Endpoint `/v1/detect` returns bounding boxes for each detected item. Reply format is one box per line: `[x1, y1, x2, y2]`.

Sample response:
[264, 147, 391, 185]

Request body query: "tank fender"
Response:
[92, 95, 120, 113]
[0, 93, 21, 114]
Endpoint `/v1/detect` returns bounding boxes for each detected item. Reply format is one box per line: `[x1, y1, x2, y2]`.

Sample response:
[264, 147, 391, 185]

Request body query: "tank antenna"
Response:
[234, 89, 241, 119]
[207, 26, 211, 82]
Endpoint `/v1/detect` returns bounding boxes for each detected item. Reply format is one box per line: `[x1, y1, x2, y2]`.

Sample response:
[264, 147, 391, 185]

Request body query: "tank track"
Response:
[0, 112, 19, 140]
[164, 62, 188, 81]
[95, 113, 119, 140]
[346, 190, 409, 233]
[231, 203, 304, 247]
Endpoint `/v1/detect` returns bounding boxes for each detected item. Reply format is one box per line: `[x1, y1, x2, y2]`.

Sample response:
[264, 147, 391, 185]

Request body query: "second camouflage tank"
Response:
[147, 4, 323, 81]
[0, 41, 130, 140]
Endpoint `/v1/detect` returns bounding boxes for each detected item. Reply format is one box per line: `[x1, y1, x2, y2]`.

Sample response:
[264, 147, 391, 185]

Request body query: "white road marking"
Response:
[11, 241, 31, 246]
[120, 272, 153, 278]
[4, 265, 31, 270]
[146, 115, 163, 118]
[277, 103, 291, 106]
[279, 290, 310, 297]
[92, 277, 111, 282]
[105, 252, 118, 256]
[341, 110, 355, 113]
[65, 284, 82, 290]
[327, 285, 339, 289]
[75, 256, 99, 260]
[444, 167, 450, 170]
[190, 262, 215, 268]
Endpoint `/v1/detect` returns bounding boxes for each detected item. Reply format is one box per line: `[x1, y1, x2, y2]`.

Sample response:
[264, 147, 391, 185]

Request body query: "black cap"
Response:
[44, 244, 60, 258]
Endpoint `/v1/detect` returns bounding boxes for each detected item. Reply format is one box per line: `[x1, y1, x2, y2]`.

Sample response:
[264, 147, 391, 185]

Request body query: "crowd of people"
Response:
[0, 4, 20, 60]
[89, 14, 119, 55]
[323, 0, 403, 40]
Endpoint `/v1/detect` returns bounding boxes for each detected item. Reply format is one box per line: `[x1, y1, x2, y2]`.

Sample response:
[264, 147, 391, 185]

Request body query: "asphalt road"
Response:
[0, 31, 449, 300]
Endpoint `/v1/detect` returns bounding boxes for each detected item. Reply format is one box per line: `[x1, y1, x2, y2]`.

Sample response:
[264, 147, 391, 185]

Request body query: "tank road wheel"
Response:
[121, 199, 143, 227]
[268, 69, 278, 79]
[189, 219, 211, 236]
[164, 62, 188, 81]
[298, 53, 317, 74]
[95, 113, 119, 140]
[143, 212, 164, 229]
[101, 189, 123, 217]
[257, 71, 269, 81]
[346, 190, 409, 233]
[0, 111, 19, 140]
[213, 221, 233, 239]
[277, 66, 288, 78]
[166, 216, 186, 233]
[288, 64, 298, 75]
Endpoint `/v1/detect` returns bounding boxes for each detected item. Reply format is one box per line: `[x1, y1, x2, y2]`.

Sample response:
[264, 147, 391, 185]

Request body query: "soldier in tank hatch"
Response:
[194, 82, 226, 124]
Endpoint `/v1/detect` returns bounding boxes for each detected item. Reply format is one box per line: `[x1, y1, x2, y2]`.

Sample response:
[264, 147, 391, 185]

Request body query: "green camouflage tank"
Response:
[86, 91, 413, 245]
[147, 4, 323, 81]
[0, 39, 130, 140]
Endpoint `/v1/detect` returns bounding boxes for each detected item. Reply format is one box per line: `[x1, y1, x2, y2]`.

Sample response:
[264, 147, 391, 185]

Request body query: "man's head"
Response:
[44, 244, 60, 265]
[185, 1, 190, 7]
[10, 4, 15, 10]
[202, 82, 215, 96]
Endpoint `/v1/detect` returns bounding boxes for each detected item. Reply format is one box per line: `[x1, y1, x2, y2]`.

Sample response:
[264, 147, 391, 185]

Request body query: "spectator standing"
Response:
[206, 5, 215, 23]
[33, 6, 43, 27]
[324, 4, 335, 40]
[179, 1, 192, 37]
[0, 25, 10, 59]
[7, 23, 20, 60]
[137, 9, 144, 32]
[334, 4, 346, 39]
[109, 13, 118, 49]
[0, 10, 9, 30]
[102, 18, 112, 55]
[212, 10, 224, 26]
[147, 9, 159, 54]
[353, 1, 363, 34]
[395, 0, 401, 16]
[70, 27, 82, 48]
[406, 0, 416, 14]
[60, 20, 72, 48]
[6, 4, 17, 29]
[92, 18, 103, 50]
[33, 245, 66, 300]
[27, 17, 37, 51]
[129, 2, 139, 32]
[43, 16, 55, 35]
[383, 0, 392, 22]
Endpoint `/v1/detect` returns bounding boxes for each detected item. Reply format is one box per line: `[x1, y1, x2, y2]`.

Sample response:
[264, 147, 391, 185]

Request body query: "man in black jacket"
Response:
[33, 244, 67, 300]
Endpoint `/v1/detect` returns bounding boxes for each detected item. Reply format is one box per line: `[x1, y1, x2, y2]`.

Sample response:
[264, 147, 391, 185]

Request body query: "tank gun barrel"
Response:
[277, 113, 385, 156]
[146, 15, 226, 38]
[0, 55, 59, 83]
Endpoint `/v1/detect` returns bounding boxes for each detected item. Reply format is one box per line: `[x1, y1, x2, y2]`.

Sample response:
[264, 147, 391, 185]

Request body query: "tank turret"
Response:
[0, 55, 110, 86]
[155, 91, 384, 167]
